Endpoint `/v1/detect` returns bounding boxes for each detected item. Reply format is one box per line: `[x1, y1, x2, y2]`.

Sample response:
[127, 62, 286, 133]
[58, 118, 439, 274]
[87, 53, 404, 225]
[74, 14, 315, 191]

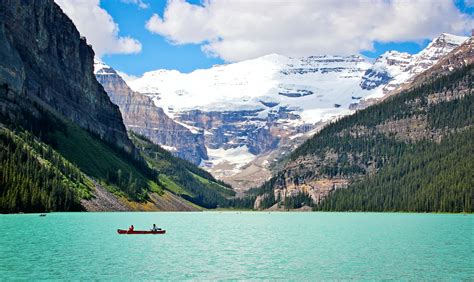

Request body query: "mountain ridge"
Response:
[99, 33, 467, 190]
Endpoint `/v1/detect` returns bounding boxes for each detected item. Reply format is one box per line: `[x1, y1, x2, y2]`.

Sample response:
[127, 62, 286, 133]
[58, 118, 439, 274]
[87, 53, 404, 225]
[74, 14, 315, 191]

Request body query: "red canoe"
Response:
[117, 229, 166, 234]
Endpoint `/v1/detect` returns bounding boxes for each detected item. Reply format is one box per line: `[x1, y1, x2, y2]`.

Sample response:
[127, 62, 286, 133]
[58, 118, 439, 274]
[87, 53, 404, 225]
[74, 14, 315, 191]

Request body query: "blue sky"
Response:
[100, 0, 223, 75]
[95, 0, 473, 76]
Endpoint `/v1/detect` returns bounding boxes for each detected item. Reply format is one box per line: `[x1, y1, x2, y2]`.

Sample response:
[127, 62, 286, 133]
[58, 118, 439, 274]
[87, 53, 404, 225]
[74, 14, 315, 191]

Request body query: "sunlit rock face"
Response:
[94, 59, 207, 165]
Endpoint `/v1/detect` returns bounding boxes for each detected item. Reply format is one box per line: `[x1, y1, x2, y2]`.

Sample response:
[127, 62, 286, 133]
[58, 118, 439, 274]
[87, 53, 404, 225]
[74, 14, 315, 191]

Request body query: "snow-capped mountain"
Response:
[127, 54, 374, 186]
[360, 33, 468, 97]
[129, 54, 372, 123]
[98, 33, 468, 190]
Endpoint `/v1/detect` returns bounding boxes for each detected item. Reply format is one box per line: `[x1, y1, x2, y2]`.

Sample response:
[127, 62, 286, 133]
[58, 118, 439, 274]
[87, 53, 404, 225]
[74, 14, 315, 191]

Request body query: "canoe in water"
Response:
[117, 229, 166, 234]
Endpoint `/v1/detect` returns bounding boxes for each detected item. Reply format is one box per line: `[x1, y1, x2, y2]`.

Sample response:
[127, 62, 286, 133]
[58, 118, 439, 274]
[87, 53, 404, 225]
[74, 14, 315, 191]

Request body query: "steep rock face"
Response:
[0, 0, 133, 153]
[94, 60, 207, 165]
[404, 33, 468, 75]
[353, 33, 467, 111]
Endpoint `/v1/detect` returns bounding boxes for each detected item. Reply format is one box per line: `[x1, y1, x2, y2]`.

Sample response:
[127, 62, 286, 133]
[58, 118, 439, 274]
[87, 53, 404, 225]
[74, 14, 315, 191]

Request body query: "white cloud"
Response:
[121, 0, 149, 9]
[55, 0, 142, 57]
[145, 0, 473, 62]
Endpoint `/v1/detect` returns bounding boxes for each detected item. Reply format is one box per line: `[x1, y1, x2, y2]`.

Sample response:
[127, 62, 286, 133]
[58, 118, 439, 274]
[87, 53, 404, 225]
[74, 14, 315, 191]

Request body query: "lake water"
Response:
[1, 212, 472, 280]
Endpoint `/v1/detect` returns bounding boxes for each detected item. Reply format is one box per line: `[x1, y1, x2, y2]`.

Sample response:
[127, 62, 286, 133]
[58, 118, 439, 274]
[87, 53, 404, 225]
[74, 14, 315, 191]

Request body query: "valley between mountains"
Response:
[0, 0, 472, 213]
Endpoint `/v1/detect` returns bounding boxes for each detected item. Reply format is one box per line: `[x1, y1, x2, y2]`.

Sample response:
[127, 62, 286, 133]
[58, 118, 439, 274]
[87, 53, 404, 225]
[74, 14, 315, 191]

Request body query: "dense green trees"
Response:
[317, 128, 473, 212]
[0, 127, 87, 212]
[249, 64, 473, 212]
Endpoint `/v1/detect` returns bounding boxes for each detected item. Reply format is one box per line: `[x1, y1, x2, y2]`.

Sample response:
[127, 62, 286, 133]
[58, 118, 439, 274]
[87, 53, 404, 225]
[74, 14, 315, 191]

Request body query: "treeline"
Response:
[291, 65, 473, 162]
[257, 192, 314, 210]
[317, 128, 473, 212]
[105, 168, 149, 198]
[0, 127, 88, 213]
[427, 91, 473, 129]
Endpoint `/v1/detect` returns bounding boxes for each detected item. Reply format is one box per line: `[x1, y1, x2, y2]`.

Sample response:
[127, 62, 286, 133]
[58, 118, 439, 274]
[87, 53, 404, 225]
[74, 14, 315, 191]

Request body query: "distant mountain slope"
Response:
[0, 0, 234, 212]
[249, 61, 473, 212]
[111, 34, 466, 189]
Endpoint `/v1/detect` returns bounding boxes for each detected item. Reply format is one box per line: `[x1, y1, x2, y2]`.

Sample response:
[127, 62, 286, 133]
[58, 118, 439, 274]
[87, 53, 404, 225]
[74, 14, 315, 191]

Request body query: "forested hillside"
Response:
[0, 0, 235, 213]
[131, 133, 235, 208]
[0, 98, 237, 212]
[250, 64, 473, 212]
[0, 125, 89, 213]
[318, 128, 472, 212]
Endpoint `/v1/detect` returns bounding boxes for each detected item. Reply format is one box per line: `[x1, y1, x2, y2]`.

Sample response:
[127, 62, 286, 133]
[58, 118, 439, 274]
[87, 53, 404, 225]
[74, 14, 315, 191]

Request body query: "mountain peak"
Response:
[93, 57, 116, 75]
[432, 33, 468, 46]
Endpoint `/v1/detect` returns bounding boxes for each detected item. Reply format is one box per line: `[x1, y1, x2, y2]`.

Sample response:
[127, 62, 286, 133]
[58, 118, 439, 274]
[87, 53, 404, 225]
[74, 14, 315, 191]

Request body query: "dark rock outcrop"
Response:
[0, 0, 134, 153]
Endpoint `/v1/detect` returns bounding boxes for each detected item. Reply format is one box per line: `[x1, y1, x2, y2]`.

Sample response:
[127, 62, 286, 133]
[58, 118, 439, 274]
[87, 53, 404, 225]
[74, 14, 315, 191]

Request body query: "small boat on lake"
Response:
[117, 229, 166, 235]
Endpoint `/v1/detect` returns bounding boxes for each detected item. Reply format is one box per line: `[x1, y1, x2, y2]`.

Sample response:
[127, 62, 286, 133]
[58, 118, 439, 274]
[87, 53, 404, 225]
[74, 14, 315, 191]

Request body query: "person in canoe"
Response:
[128, 225, 134, 232]
[151, 224, 162, 231]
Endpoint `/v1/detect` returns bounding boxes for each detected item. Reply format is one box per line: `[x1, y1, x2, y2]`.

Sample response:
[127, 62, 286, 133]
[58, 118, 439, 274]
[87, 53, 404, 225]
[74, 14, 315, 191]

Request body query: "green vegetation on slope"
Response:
[50, 119, 159, 201]
[0, 87, 243, 212]
[130, 132, 235, 209]
[249, 64, 473, 212]
[0, 126, 90, 212]
[0, 91, 162, 212]
[318, 128, 473, 212]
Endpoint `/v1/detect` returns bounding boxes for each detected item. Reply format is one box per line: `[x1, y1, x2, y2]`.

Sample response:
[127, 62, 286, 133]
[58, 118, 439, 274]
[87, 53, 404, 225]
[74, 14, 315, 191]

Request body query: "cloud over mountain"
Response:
[145, 0, 473, 62]
[55, 0, 142, 56]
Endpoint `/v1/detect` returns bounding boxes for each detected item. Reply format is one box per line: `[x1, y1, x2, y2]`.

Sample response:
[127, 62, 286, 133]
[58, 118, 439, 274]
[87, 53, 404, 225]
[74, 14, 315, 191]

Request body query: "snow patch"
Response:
[161, 145, 177, 152]
[201, 146, 256, 176]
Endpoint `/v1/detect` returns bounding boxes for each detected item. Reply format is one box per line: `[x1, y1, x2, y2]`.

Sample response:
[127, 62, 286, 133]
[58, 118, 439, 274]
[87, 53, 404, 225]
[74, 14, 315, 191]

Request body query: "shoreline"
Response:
[2, 210, 472, 215]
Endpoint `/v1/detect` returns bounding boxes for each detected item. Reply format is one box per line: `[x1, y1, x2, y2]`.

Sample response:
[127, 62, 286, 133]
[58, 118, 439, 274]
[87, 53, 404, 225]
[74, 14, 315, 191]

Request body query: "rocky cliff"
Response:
[0, 0, 134, 153]
[398, 36, 474, 92]
[94, 60, 207, 164]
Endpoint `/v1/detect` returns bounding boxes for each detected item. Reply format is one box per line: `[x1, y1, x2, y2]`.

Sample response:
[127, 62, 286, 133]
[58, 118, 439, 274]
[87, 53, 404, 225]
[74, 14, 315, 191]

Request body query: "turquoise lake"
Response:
[1, 212, 472, 280]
